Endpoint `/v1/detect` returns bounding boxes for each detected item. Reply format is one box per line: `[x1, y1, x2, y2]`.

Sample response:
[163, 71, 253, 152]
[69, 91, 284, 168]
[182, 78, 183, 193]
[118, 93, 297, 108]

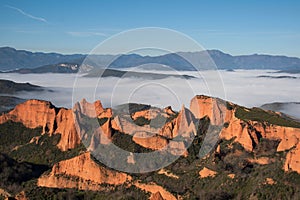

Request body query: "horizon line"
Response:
[1, 46, 300, 59]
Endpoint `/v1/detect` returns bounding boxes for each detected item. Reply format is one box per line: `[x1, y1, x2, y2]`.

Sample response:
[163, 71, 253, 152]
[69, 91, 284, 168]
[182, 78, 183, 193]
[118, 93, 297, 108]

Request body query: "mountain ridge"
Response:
[1, 96, 300, 199]
[1, 47, 300, 71]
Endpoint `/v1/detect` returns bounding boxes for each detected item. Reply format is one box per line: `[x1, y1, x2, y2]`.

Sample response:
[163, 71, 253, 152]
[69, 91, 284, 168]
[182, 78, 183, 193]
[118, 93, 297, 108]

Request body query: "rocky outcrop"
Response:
[132, 132, 168, 150]
[220, 116, 255, 151]
[38, 152, 132, 190]
[190, 95, 233, 125]
[150, 192, 164, 200]
[73, 98, 105, 118]
[113, 116, 160, 136]
[0, 99, 57, 133]
[248, 157, 275, 165]
[55, 108, 80, 150]
[0, 188, 11, 199]
[163, 106, 176, 116]
[0, 99, 81, 151]
[284, 142, 300, 173]
[1, 95, 300, 175]
[131, 106, 176, 121]
[199, 167, 217, 178]
[131, 108, 159, 121]
[264, 178, 276, 185]
[160, 106, 196, 139]
[190, 95, 300, 174]
[134, 181, 177, 200]
[0, 99, 113, 151]
[37, 174, 105, 191]
[14, 191, 27, 200]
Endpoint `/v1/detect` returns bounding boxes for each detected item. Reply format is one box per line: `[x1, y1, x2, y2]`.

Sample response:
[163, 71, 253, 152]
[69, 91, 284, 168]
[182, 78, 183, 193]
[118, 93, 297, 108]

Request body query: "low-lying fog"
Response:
[0, 69, 299, 119]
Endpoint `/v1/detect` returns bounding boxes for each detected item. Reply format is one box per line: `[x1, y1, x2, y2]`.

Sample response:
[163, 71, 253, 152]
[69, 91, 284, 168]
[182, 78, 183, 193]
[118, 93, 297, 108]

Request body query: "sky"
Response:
[0, 0, 300, 57]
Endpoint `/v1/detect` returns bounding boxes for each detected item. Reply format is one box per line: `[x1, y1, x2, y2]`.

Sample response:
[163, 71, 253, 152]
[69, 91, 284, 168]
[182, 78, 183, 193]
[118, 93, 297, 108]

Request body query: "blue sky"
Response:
[0, 0, 299, 57]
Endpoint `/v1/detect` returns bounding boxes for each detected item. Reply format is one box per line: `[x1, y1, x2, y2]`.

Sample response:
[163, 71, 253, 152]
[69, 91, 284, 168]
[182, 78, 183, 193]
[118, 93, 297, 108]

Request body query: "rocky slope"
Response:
[38, 152, 132, 190]
[1, 95, 300, 199]
[190, 95, 300, 173]
[0, 96, 299, 171]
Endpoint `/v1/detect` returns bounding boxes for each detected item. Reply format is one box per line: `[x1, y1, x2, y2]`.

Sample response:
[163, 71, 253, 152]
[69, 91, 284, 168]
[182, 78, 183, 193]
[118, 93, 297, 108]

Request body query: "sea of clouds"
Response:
[0, 69, 299, 119]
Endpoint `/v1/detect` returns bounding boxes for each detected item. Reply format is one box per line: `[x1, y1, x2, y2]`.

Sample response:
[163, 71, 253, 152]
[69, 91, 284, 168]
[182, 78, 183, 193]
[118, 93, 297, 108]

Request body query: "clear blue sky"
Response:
[0, 0, 299, 57]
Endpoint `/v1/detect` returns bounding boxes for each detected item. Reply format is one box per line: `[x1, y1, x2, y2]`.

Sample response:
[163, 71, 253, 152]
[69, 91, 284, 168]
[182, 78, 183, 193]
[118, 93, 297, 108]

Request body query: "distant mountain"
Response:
[1, 47, 300, 71]
[8, 63, 81, 74]
[257, 75, 298, 79]
[108, 53, 195, 70]
[0, 96, 26, 113]
[84, 68, 195, 79]
[0, 79, 50, 113]
[275, 69, 300, 74]
[261, 102, 300, 120]
[3, 62, 194, 79]
[0, 47, 85, 71]
[0, 79, 44, 94]
[108, 50, 300, 70]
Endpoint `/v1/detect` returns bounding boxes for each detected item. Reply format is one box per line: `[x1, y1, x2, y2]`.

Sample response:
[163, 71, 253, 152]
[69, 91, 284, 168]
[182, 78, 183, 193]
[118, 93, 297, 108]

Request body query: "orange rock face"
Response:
[132, 132, 168, 150]
[199, 167, 217, 178]
[160, 106, 196, 139]
[0, 99, 113, 151]
[131, 108, 159, 121]
[189, 95, 300, 174]
[55, 108, 80, 150]
[284, 142, 300, 173]
[190, 95, 233, 125]
[220, 116, 254, 151]
[38, 152, 132, 189]
[221, 118, 300, 172]
[74, 98, 104, 118]
[0, 99, 57, 133]
[150, 192, 165, 200]
[134, 181, 177, 200]
[0, 99, 80, 151]
[2, 96, 300, 175]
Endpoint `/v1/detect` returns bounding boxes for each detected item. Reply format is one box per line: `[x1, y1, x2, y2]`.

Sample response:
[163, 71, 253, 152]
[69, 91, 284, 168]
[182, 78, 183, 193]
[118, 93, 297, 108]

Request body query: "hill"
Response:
[0, 96, 300, 199]
[0, 80, 49, 113]
[0, 79, 43, 94]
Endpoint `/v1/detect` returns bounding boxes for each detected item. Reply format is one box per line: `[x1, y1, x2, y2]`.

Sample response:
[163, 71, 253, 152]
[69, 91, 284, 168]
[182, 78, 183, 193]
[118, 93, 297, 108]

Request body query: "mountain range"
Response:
[0, 95, 300, 199]
[1, 47, 300, 72]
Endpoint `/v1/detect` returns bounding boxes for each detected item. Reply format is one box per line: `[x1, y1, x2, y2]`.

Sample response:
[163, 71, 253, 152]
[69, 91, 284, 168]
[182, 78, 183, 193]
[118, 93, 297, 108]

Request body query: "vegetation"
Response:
[131, 136, 300, 200]
[0, 154, 48, 194]
[112, 131, 153, 153]
[1, 102, 300, 199]
[22, 181, 149, 200]
[133, 116, 150, 126]
[0, 121, 85, 195]
[235, 106, 300, 128]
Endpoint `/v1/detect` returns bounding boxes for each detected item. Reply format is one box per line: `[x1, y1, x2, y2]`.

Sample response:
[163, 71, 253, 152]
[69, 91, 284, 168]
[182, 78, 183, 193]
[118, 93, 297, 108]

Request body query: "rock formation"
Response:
[160, 106, 196, 139]
[191, 95, 300, 173]
[0, 99, 80, 151]
[190, 95, 233, 125]
[134, 181, 177, 200]
[0, 99, 111, 151]
[1, 95, 300, 175]
[38, 152, 132, 190]
[199, 167, 217, 178]
[284, 142, 300, 173]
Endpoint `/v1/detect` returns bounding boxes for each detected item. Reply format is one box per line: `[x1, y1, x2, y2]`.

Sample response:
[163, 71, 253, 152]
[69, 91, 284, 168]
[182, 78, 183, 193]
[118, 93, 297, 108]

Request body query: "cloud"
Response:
[6, 5, 47, 23]
[67, 31, 107, 37]
[0, 70, 299, 119]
